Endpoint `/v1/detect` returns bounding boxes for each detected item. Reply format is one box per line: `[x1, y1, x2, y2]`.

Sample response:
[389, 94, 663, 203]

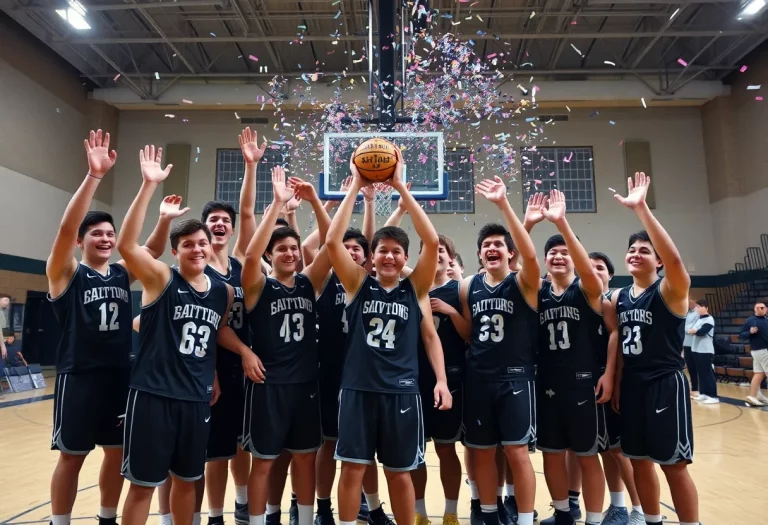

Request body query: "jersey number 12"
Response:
[98, 302, 119, 332]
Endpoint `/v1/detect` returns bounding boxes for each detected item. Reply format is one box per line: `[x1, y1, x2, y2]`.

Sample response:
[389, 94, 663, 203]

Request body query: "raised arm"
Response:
[543, 190, 603, 299]
[615, 172, 690, 305]
[475, 176, 540, 295]
[233, 128, 267, 261]
[47, 130, 117, 294]
[393, 149, 438, 298]
[419, 295, 452, 410]
[361, 182, 376, 245]
[241, 166, 294, 306]
[290, 177, 333, 291]
[383, 182, 410, 228]
[116, 145, 173, 301]
[327, 163, 369, 297]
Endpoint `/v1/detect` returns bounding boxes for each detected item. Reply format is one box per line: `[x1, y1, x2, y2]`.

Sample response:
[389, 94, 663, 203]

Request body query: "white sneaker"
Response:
[700, 396, 720, 404]
[757, 392, 768, 404]
[746, 396, 765, 406]
[628, 510, 645, 525]
[692, 394, 706, 401]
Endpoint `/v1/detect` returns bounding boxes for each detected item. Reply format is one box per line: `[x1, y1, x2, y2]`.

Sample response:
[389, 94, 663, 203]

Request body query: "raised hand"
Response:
[524, 192, 547, 226]
[289, 177, 318, 202]
[360, 178, 376, 202]
[271, 166, 293, 204]
[386, 144, 406, 189]
[84, 129, 117, 178]
[614, 172, 650, 210]
[475, 176, 508, 205]
[542, 189, 566, 223]
[239, 127, 267, 165]
[283, 194, 302, 213]
[139, 145, 173, 183]
[396, 182, 413, 210]
[159, 195, 191, 219]
[349, 154, 371, 189]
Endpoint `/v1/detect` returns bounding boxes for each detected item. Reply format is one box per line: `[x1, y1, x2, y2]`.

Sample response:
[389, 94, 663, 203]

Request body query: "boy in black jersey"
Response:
[611, 173, 698, 525]
[462, 176, 540, 525]
[117, 145, 234, 525]
[524, 190, 608, 525]
[588, 253, 645, 525]
[240, 167, 333, 525]
[410, 235, 470, 525]
[327, 149, 452, 525]
[46, 131, 189, 525]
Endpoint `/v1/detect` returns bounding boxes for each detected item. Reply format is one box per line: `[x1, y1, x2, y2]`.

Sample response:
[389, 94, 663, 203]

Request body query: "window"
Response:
[422, 147, 475, 214]
[520, 146, 596, 212]
[215, 148, 290, 213]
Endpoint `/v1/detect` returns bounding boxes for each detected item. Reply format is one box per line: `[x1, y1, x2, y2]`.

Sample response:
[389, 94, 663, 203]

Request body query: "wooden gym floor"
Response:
[1, 376, 766, 525]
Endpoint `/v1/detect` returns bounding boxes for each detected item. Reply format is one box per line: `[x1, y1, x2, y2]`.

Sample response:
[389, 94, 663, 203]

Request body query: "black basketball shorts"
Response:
[51, 369, 130, 455]
[620, 371, 694, 465]
[319, 376, 342, 440]
[597, 402, 622, 452]
[335, 388, 425, 471]
[536, 383, 603, 456]
[206, 368, 246, 461]
[420, 382, 463, 443]
[242, 381, 322, 459]
[463, 378, 536, 448]
[121, 389, 211, 486]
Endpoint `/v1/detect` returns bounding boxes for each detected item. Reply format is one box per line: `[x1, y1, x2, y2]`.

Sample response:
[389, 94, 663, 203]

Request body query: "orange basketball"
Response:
[353, 138, 397, 181]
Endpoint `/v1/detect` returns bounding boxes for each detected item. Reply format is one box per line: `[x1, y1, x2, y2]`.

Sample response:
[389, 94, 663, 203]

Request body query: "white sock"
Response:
[480, 504, 496, 513]
[340, 522, 357, 525]
[266, 504, 281, 515]
[298, 504, 313, 525]
[496, 486, 503, 497]
[52, 515, 71, 525]
[444, 499, 458, 515]
[553, 499, 569, 512]
[364, 492, 381, 511]
[468, 480, 479, 500]
[415, 499, 427, 516]
[160, 513, 172, 525]
[193, 512, 202, 525]
[517, 512, 534, 525]
[209, 508, 224, 518]
[644, 514, 662, 523]
[680, 522, 699, 525]
[99, 507, 117, 519]
[586, 511, 602, 524]
[632, 505, 643, 513]
[236, 485, 248, 505]
[249, 515, 265, 525]
[610, 491, 626, 508]
[505, 484, 514, 497]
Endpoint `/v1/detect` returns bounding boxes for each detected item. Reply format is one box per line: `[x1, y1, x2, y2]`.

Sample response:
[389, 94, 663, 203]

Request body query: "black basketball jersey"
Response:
[206, 257, 250, 369]
[341, 275, 422, 394]
[537, 278, 603, 386]
[131, 269, 229, 402]
[615, 279, 685, 383]
[316, 272, 348, 384]
[49, 263, 133, 373]
[418, 280, 465, 387]
[467, 272, 538, 381]
[247, 273, 317, 384]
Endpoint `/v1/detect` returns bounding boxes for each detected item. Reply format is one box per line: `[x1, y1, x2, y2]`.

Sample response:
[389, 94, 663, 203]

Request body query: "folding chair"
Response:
[8, 366, 34, 392]
[27, 364, 47, 389]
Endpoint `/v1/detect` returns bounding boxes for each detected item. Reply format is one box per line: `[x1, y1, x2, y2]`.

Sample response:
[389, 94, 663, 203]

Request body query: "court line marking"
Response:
[1, 484, 97, 525]
[0, 394, 54, 410]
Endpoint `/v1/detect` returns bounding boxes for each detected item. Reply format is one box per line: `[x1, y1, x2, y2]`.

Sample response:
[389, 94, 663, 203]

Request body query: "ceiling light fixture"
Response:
[56, 0, 90, 30]
[740, 0, 766, 17]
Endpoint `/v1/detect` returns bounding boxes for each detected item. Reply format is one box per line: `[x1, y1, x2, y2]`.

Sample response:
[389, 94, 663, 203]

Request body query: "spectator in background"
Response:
[683, 299, 700, 398]
[4, 330, 27, 367]
[0, 293, 9, 360]
[740, 301, 768, 406]
[688, 299, 718, 404]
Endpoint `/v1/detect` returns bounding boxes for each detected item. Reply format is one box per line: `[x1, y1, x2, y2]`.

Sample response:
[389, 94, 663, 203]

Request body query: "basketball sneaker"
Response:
[503, 495, 518, 524]
[497, 497, 512, 525]
[599, 505, 628, 525]
[746, 395, 765, 406]
[470, 500, 483, 525]
[358, 493, 370, 522]
[367, 504, 395, 525]
[540, 500, 580, 525]
[266, 513, 281, 525]
[315, 505, 336, 525]
[290, 499, 298, 525]
[628, 510, 644, 525]
[415, 513, 431, 525]
[541, 510, 574, 525]
[234, 502, 249, 525]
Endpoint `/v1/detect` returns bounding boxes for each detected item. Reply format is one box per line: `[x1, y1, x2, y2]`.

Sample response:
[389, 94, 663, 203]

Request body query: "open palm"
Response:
[289, 177, 317, 201]
[159, 195, 191, 219]
[140, 145, 173, 183]
[239, 127, 267, 165]
[475, 176, 507, 204]
[615, 172, 650, 209]
[525, 192, 547, 225]
[271, 166, 294, 204]
[84, 129, 117, 178]
[542, 189, 566, 222]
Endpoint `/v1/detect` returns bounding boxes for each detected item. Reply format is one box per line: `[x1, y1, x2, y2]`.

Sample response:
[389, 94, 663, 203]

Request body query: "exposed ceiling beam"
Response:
[667, 33, 756, 91]
[89, 44, 150, 97]
[126, 0, 197, 73]
[61, 29, 762, 44]
[665, 35, 719, 91]
[630, 3, 689, 69]
[16, 0, 225, 10]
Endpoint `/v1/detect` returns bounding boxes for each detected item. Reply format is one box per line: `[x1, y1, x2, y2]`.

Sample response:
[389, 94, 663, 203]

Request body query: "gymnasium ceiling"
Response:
[2, 0, 767, 99]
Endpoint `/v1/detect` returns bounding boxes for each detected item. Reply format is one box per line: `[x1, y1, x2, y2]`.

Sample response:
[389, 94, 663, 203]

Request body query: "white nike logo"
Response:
[656, 407, 668, 414]
[450, 389, 458, 395]
[310, 393, 316, 398]
[205, 416, 211, 422]
[577, 400, 588, 406]
[178, 290, 189, 294]
[86, 274, 97, 279]
[513, 390, 524, 395]
[400, 407, 412, 414]
[473, 290, 482, 294]
[370, 286, 379, 291]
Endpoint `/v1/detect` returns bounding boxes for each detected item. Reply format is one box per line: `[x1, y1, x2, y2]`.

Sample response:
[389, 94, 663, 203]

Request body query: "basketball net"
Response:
[373, 182, 394, 217]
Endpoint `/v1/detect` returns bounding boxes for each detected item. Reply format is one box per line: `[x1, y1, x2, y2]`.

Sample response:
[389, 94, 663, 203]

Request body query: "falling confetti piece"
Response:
[164, 114, 175, 118]
[604, 61, 615, 66]
[677, 58, 688, 67]
[209, 32, 216, 37]
[182, 99, 193, 104]
[235, 112, 240, 119]
[641, 98, 647, 108]
[570, 43, 582, 56]
[154, 72, 160, 80]
[608, 187, 616, 193]
[196, 147, 200, 154]
[529, 11, 535, 18]
[757, 96, 764, 101]
[113, 73, 121, 81]
[248, 55, 259, 62]
[740, 65, 748, 73]
[565, 106, 571, 112]
[747, 84, 761, 90]
[609, 121, 616, 126]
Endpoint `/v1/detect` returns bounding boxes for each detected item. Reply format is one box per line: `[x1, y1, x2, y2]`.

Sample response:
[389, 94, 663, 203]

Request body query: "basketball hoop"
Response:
[373, 183, 394, 217]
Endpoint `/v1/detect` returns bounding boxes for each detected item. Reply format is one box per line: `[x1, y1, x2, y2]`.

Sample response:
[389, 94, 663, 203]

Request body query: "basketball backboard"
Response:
[320, 132, 447, 201]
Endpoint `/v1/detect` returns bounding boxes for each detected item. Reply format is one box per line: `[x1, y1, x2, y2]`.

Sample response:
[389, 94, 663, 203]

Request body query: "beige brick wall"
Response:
[0, 270, 48, 304]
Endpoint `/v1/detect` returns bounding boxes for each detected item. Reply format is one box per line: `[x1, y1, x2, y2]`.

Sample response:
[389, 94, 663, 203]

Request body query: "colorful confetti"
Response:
[677, 58, 688, 67]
